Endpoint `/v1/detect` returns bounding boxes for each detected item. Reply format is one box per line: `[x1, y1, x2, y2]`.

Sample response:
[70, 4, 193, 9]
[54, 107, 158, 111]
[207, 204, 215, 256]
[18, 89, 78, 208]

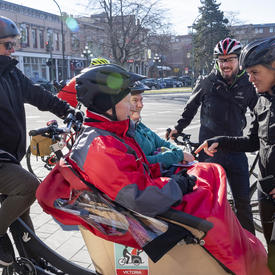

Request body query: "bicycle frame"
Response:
[0, 193, 95, 274]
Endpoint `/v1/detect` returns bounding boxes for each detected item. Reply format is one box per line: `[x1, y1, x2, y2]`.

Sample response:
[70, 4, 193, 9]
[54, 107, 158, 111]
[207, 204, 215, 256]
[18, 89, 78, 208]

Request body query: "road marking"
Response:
[26, 115, 40, 119]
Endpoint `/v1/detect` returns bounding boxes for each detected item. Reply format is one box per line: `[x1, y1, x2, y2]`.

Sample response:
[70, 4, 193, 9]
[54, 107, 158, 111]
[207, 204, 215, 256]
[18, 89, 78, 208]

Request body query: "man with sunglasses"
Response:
[0, 16, 76, 267]
[167, 38, 258, 235]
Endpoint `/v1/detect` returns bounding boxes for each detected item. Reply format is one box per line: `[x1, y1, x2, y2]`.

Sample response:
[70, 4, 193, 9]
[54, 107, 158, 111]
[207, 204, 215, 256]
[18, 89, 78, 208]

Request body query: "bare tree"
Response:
[86, 0, 170, 65]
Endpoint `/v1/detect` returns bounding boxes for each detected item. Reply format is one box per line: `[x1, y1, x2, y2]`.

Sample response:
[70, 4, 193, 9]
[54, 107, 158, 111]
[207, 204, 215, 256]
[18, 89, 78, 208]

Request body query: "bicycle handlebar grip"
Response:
[29, 127, 51, 136]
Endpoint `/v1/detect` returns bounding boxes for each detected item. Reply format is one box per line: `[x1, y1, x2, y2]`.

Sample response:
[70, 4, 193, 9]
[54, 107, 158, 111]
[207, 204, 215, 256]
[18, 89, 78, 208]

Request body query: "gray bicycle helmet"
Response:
[0, 16, 20, 39]
[76, 64, 145, 119]
[130, 81, 150, 95]
[239, 36, 275, 70]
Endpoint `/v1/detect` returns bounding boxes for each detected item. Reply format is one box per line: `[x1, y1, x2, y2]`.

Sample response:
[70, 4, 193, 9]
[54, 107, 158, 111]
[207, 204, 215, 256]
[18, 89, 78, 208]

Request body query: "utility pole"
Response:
[52, 0, 66, 80]
[46, 40, 54, 82]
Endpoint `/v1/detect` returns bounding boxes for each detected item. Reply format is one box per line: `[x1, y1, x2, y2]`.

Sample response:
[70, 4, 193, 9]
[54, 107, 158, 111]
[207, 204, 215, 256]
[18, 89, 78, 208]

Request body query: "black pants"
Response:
[0, 162, 39, 234]
[199, 151, 255, 234]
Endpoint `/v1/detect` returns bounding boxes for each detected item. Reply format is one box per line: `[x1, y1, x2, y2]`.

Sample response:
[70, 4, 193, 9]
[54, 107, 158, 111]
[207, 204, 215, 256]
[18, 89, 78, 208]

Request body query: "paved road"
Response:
[3, 91, 266, 274]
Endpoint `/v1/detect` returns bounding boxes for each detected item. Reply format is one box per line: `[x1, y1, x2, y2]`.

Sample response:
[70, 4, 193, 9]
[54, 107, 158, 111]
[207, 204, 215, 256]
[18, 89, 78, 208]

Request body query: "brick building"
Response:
[0, 0, 101, 81]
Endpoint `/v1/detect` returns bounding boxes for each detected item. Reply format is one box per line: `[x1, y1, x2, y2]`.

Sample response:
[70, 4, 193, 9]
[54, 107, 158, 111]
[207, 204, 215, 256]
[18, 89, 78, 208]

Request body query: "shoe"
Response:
[0, 234, 14, 266]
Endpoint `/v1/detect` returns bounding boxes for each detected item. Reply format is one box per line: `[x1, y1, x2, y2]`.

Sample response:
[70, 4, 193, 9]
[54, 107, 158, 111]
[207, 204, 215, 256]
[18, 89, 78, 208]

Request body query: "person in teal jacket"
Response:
[130, 82, 194, 174]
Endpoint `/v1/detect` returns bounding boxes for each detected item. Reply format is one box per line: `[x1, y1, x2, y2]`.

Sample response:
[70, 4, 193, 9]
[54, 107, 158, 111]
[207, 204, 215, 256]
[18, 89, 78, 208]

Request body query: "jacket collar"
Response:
[84, 110, 135, 138]
[0, 55, 18, 75]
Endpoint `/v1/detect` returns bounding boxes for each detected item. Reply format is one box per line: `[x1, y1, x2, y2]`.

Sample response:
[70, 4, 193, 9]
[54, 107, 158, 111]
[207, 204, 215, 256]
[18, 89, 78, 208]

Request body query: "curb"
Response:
[144, 87, 192, 94]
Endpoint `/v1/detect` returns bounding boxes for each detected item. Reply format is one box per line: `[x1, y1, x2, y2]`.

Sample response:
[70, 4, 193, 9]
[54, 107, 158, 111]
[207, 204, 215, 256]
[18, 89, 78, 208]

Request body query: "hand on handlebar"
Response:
[166, 128, 179, 140]
[194, 141, 219, 157]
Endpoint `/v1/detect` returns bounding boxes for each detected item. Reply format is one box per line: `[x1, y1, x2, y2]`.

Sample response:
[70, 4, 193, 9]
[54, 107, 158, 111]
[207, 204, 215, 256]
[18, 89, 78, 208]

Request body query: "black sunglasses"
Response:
[0, 41, 16, 50]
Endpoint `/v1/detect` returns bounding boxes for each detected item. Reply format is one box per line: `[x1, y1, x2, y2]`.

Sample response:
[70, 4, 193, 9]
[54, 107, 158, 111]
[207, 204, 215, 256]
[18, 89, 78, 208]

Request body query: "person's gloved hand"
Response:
[64, 107, 84, 122]
[170, 169, 196, 195]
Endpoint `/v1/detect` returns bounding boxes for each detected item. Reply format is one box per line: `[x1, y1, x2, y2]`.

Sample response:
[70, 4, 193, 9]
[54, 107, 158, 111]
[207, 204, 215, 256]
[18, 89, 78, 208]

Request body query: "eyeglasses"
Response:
[217, 57, 238, 64]
[0, 41, 16, 50]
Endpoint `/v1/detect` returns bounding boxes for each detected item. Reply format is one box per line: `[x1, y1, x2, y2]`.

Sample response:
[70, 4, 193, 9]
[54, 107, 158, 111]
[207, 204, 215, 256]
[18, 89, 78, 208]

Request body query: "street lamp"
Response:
[81, 45, 93, 67]
[52, 0, 66, 80]
[188, 14, 201, 88]
[153, 53, 162, 78]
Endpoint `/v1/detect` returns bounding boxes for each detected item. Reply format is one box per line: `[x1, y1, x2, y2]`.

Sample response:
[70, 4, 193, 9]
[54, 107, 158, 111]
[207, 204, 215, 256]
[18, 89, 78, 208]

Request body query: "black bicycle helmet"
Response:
[214, 38, 242, 58]
[130, 81, 150, 95]
[0, 16, 20, 39]
[76, 64, 145, 119]
[239, 36, 275, 70]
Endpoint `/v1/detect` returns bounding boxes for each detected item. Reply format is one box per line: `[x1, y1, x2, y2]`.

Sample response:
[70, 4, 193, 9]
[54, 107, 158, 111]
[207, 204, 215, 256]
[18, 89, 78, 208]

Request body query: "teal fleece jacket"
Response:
[134, 122, 183, 168]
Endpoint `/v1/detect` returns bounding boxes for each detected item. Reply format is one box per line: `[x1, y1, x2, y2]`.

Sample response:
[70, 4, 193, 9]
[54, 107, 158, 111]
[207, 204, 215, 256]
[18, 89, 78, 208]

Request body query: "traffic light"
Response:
[45, 41, 51, 52]
[46, 59, 52, 66]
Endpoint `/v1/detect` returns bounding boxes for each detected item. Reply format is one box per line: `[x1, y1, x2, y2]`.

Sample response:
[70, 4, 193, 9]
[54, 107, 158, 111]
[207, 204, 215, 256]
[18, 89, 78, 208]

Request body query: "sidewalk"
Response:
[30, 200, 95, 271]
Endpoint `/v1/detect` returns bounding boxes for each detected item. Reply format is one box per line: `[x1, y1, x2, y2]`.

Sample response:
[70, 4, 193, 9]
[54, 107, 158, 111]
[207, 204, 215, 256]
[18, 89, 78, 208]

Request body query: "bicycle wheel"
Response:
[26, 146, 57, 180]
[248, 154, 263, 233]
[227, 180, 263, 233]
[249, 181, 263, 233]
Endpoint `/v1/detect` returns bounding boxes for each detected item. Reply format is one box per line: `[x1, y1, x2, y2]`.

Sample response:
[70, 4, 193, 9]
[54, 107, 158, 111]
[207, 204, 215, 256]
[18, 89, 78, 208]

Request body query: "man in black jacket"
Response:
[195, 36, 275, 273]
[167, 38, 258, 234]
[0, 16, 75, 266]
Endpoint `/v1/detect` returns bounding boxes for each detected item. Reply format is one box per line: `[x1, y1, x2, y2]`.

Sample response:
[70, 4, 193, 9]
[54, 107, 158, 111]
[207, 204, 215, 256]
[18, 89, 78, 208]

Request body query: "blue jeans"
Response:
[199, 151, 255, 234]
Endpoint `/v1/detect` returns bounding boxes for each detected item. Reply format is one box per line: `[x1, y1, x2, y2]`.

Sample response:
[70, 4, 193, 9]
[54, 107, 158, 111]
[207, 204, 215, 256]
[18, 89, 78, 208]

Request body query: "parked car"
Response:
[141, 78, 165, 90]
[32, 78, 57, 94]
[162, 77, 183, 88]
[178, 76, 192, 87]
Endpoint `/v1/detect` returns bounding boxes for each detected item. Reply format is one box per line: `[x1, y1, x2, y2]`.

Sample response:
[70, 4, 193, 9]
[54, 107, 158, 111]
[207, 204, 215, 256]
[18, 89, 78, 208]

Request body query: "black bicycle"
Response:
[0, 115, 96, 274]
[169, 130, 262, 233]
[0, 195, 95, 275]
[26, 114, 82, 180]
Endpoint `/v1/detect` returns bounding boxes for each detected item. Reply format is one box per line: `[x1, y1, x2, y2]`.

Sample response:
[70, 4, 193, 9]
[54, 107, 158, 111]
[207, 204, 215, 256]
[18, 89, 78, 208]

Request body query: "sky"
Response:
[5, 0, 275, 35]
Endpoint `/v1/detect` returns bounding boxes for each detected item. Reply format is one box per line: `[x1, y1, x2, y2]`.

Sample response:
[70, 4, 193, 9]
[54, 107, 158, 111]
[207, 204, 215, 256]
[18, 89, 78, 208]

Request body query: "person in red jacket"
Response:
[68, 64, 194, 216]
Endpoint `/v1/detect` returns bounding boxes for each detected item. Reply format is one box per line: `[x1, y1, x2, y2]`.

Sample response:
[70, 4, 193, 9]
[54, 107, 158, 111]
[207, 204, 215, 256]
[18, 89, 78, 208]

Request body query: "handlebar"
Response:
[166, 128, 199, 155]
[28, 113, 82, 137]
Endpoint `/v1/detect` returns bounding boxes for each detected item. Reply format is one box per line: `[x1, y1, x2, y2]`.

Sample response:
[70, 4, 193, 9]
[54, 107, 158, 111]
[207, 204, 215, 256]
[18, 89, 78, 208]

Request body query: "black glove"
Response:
[171, 169, 196, 195]
[258, 175, 275, 195]
[64, 108, 84, 122]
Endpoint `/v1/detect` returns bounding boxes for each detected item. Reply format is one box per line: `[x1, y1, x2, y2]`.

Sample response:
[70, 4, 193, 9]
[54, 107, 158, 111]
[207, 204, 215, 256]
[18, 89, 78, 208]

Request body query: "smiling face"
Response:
[217, 54, 239, 83]
[130, 93, 143, 122]
[246, 62, 275, 94]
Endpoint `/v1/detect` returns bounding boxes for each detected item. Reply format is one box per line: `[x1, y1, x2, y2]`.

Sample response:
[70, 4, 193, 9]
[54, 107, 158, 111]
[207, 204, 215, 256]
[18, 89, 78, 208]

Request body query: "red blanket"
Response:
[36, 161, 271, 275]
[174, 162, 271, 275]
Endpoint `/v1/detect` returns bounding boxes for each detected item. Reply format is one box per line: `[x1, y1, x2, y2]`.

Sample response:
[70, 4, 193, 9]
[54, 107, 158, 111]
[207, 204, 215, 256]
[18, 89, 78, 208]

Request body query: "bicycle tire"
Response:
[249, 180, 263, 233]
[226, 180, 263, 233]
[248, 154, 263, 233]
[26, 130, 76, 180]
[26, 146, 57, 180]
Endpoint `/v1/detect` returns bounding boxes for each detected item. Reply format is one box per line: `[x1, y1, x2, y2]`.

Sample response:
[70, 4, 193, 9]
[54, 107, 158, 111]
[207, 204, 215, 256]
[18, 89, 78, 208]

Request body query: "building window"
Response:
[32, 29, 37, 48]
[23, 56, 47, 81]
[54, 33, 59, 51]
[270, 27, 274, 33]
[255, 27, 263, 33]
[20, 24, 29, 47]
[39, 30, 44, 48]
[71, 34, 80, 50]
[47, 30, 53, 50]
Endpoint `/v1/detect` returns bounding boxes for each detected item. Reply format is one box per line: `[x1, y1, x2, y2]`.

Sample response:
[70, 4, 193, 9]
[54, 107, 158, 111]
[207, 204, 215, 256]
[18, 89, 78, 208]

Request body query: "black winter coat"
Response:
[0, 56, 71, 162]
[209, 89, 275, 178]
[174, 69, 258, 143]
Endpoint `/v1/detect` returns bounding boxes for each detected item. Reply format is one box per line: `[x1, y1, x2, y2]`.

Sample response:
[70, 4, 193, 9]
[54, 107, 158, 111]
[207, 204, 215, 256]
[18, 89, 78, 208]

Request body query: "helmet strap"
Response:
[110, 96, 118, 121]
